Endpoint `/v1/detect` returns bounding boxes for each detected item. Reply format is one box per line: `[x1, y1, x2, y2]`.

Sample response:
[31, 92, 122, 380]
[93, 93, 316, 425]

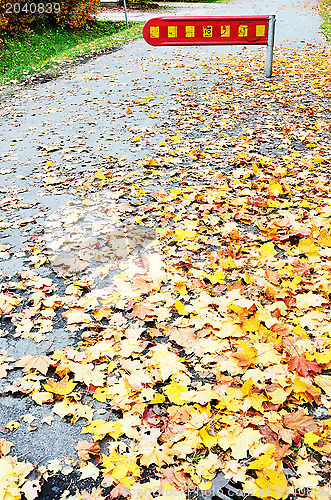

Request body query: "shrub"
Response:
[0, 0, 100, 35]
[0, 0, 36, 35]
[54, 0, 100, 29]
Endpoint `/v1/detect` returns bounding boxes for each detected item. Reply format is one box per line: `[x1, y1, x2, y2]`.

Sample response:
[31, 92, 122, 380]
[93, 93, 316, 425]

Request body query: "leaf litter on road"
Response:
[0, 41, 331, 500]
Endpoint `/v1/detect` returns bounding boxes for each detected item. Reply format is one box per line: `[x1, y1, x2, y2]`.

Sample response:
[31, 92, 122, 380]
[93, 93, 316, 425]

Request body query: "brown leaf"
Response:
[268, 421, 297, 444]
[273, 444, 292, 461]
[283, 410, 319, 435]
[259, 424, 279, 444]
[288, 355, 322, 377]
[76, 440, 101, 461]
[265, 268, 280, 285]
[161, 466, 195, 490]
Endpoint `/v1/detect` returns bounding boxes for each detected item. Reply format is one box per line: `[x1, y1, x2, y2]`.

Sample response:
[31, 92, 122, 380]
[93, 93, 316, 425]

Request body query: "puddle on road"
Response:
[43, 190, 165, 303]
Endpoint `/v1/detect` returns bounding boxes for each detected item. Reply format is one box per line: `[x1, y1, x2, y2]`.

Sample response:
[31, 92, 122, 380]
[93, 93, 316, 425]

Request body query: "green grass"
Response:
[320, 0, 331, 39]
[0, 20, 144, 86]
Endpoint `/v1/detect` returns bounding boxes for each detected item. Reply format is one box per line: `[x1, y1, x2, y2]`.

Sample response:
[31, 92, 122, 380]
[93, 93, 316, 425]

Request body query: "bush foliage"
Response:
[0, 0, 100, 35]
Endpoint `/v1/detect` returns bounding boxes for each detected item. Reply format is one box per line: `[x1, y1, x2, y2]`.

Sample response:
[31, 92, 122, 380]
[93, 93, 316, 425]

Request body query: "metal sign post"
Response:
[123, 0, 129, 28]
[143, 16, 276, 78]
[266, 15, 276, 78]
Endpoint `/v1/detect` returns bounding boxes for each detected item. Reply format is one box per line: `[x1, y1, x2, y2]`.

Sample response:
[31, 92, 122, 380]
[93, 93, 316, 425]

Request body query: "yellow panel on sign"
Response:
[220, 25, 230, 37]
[256, 25, 266, 37]
[150, 26, 159, 38]
[168, 26, 177, 38]
[203, 25, 213, 37]
[238, 25, 248, 37]
[185, 26, 195, 37]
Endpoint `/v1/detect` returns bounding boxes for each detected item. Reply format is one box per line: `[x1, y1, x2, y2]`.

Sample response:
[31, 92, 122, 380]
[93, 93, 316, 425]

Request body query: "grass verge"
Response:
[0, 20, 144, 87]
[320, 0, 331, 39]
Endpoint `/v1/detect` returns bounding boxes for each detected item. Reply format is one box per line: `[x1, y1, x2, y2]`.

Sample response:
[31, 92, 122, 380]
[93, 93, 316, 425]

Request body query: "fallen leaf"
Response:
[283, 410, 318, 435]
[43, 376, 77, 396]
[21, 480, 41, 500]
[76, 440, 101, 460]
[288, 355, 322, 377]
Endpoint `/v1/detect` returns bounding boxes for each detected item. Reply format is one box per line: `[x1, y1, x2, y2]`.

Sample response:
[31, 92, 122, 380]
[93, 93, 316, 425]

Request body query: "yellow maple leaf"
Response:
[268, 179, 284, 196]
[52, 399, 93, 423]
[43, 376, 76, 396]
[259, 242, 277, 260]
[174, 228, 197, 241]
[93, 169, 106, 181]
[15, 354, 52, 376]
[62, 307, 91, 324]
[82, 419, 120, 441]
[148, 345, 187, 382]
[228, 427, 262, 459]
[164, 383, 189, 405]
[171, 136, 181, 143]
[174, 300, 189, 316]
[304, 432, 321, 448]
[150, 392, 166, 404]
[5, 420, 20, 431]
[200, 426, 218, 449]
[254, 468, 287, 499]
[0, 456, 33, 500]
[292, 458, 322, 489]
[80, 463, 100, 481]
[218, 256, 237, 268]
[31, 391, 53, 405]
[102, 451, 140, 487]
[298, 237, 319, 257]
[247, 448, 275, 470]
[207, 270, 225, 284]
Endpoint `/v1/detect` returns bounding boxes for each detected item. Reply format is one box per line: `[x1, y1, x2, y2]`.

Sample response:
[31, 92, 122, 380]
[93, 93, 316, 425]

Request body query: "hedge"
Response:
[0, 0, 100, 35]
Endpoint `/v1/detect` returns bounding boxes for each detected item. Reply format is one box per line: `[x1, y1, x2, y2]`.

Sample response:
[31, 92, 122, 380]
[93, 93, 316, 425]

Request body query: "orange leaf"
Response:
[288, 355, 322, 377]
[76, 440, 101, 461]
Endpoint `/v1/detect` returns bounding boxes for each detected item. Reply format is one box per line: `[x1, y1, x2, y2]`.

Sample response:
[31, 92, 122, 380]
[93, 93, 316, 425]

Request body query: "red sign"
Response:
[143, 16, 270, 46]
